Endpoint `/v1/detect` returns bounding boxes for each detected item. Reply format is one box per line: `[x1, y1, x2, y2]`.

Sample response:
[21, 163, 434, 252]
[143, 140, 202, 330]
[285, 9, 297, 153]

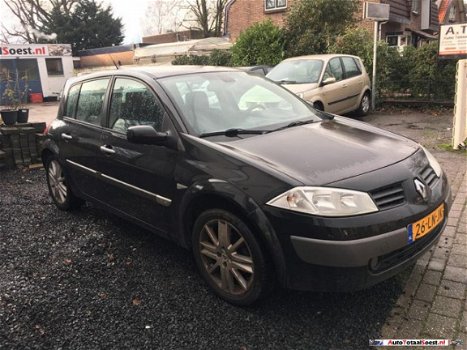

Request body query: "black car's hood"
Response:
[220, 117, 419, 185]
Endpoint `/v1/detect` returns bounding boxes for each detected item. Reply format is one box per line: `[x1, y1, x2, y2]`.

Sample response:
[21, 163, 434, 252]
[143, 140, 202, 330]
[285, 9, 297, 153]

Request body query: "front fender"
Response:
[176, 178, 287, 287]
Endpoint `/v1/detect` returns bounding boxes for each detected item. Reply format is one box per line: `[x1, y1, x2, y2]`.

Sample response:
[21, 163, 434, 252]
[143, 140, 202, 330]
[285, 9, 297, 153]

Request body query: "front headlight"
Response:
[267, 186, 378, 217]
[421, 146, 442, 177]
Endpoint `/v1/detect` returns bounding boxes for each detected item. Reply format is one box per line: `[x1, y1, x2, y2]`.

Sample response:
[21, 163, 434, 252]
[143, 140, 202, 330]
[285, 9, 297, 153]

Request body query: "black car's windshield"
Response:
[267, 59, 323, 84]
[158, 72, 320, 135]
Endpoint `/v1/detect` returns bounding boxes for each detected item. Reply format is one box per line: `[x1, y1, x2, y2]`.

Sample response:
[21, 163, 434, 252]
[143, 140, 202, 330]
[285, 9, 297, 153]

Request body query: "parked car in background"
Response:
[267, 54, 371, 116]
[43, 66, 450, 305]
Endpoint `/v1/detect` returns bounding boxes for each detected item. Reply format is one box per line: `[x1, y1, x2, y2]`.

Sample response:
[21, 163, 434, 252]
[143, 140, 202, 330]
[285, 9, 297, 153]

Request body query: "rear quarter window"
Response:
[65, 83, 81, 118]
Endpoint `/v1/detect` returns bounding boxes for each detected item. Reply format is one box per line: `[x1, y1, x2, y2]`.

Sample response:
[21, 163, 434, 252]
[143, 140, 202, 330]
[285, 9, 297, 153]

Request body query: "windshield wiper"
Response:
[269, 119, 315, 133]
[199, 128, 268, 138]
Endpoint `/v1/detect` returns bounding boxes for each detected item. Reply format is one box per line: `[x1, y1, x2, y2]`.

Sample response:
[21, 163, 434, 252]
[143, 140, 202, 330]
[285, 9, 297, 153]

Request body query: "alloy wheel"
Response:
[48, 160, 67, 204]
[361, 94, 370, 114]
[198, 219, 255, 295]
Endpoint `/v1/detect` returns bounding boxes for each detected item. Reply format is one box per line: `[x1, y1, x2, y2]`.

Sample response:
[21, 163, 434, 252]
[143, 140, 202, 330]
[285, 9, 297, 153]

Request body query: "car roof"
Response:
[283, 54, 360, 62]
[72, 65, 240, 82]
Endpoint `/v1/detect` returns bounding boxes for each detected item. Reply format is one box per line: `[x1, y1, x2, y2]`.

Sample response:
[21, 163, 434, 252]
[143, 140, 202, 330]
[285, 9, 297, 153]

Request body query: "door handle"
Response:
[100, 145, 116, 155]
[342, 84, 348, 88]
[61, 133, 72, 140]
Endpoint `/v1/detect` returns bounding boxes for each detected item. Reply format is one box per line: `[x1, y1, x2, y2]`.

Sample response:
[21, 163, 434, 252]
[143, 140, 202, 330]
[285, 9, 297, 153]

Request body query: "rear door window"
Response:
[75, 78, 110, 126]
[108, 78, 164, 133]
[342, 57, 361, 78]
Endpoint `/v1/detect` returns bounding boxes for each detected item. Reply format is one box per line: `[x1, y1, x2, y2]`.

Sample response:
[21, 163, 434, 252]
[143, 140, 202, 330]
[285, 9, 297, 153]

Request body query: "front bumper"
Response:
[263, 171, 451, 292]
[287, 217, 446, 291]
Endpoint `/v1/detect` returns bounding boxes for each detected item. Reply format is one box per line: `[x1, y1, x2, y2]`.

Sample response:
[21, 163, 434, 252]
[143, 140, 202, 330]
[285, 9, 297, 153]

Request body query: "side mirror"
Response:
[321, 77, 336, 86]
[127, 125, 169, 146]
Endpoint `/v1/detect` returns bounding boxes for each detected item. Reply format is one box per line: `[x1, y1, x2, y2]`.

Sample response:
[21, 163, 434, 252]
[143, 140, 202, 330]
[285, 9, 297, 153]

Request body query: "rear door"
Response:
[98, 76, 178, 234]
[340, 56, 364, 110]
[59, 78, 110, 200]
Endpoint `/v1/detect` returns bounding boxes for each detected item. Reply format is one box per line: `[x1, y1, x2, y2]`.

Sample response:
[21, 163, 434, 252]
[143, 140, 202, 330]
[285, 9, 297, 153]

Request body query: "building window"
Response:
[45, 58, 64, 76]
[448, 5, 456, 22]
[411, 0, 420, 14]
[265, 0, 287, 11]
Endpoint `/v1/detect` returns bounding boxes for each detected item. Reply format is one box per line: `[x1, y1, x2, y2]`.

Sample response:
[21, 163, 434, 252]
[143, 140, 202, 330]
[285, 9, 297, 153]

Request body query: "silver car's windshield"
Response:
[158, 72, 320, 135]
[267, 59, 324, 84]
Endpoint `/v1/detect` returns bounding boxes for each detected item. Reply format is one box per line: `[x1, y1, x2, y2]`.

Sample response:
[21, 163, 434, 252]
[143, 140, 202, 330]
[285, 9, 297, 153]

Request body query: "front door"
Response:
[98, 77, 178, 234]
[321, 57, 350, 113]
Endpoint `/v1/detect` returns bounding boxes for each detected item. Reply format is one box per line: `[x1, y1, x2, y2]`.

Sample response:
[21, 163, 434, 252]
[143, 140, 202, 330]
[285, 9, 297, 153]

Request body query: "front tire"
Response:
[192, 209, 272, 305]
[45, 156, 83, 211]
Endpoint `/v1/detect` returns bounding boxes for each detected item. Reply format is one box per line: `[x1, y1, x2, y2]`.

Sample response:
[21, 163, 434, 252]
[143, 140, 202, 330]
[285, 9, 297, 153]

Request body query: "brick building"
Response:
[224, 0, 450, 49]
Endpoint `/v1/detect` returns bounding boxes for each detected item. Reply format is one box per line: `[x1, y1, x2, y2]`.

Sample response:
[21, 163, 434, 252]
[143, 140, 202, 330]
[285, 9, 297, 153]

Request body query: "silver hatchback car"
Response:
[267, 54, 371, 116]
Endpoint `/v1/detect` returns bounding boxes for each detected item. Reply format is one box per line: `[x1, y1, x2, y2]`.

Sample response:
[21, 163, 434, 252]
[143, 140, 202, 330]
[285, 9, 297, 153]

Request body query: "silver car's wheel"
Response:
[192, 209, 272, 305]
[357, 92, 371, 116]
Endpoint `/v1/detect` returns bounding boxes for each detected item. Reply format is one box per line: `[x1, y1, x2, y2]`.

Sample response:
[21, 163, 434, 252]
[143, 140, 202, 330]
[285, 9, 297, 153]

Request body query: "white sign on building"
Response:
[0, 44, 73, 100]
[439, 23, 467, 59]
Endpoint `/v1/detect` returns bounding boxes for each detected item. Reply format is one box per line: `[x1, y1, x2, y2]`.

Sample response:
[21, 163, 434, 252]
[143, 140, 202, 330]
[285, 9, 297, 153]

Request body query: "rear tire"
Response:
[45, 155, 83, 211]
[192, 209, 273, 306]
[356, 91, 371, 116]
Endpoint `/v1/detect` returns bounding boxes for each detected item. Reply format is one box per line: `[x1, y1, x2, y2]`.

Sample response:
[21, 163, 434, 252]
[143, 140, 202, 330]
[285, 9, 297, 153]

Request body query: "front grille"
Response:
[370, 184, 406, 210]
[370, 219, 443, 273]
[420, 165, 437, 187]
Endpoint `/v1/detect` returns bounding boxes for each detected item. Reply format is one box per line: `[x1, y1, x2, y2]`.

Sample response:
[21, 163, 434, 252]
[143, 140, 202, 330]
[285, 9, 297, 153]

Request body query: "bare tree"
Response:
[2, 0, 78, 43]
[185, 0, 227, 37]
[141, 0, 185, 36]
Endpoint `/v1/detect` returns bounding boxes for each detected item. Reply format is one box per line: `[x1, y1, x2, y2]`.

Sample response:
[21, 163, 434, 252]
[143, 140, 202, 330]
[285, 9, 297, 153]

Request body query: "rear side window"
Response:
[65, 84, 81, 118]
[342, 57, 361, 78]
[75, 78, 110, 126]
[108, 78, 164, 133]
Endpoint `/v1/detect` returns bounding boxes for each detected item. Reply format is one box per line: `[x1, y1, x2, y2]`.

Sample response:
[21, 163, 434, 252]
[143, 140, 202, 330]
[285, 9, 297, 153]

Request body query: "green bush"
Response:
[208, 49, 233, 66]
[408, 42, 456, 100]
[171, 49, 232, 66]
[284, 0, 358, 57]
[172, 55, 210, 65]
[231, 19, 284, 66]
[330, 28, 457, 103]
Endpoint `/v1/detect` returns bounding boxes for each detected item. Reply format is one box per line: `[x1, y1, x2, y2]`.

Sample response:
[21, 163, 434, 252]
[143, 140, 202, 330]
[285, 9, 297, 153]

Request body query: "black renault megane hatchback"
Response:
[42, 66, 451, 305]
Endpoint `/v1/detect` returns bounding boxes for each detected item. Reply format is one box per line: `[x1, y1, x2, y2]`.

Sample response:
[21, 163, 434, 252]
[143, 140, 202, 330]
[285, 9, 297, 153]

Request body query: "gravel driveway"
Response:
[1, 109, 464, 349]
[1, 168, 412, 350]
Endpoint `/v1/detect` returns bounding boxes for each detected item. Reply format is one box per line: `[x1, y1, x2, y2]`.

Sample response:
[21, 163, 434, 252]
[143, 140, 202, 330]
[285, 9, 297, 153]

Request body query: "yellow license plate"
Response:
[408, 204, 444, 243]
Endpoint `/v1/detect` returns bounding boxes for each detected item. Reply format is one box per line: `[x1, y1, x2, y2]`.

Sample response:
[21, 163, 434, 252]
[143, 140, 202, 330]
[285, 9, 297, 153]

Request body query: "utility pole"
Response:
[364, 2, 390, 111]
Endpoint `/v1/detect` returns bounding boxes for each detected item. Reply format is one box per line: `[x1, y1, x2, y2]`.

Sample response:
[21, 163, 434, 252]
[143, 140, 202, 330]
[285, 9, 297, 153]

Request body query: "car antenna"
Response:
[109, 55, 120, 69]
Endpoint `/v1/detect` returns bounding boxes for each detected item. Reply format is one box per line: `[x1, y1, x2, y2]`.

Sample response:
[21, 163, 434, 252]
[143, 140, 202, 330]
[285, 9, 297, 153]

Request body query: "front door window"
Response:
[109, 78, 164, 133]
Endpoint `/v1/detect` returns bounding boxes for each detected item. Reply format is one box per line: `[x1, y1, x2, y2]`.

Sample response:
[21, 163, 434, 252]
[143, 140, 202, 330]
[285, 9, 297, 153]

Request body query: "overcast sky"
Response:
[0, 0, 159, 44]
[104, 0, 150, 43]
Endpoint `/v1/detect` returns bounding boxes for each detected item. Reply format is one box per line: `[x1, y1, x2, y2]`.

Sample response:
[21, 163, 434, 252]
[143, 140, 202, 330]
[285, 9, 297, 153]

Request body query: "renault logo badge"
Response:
[414, 179, 428, 200]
